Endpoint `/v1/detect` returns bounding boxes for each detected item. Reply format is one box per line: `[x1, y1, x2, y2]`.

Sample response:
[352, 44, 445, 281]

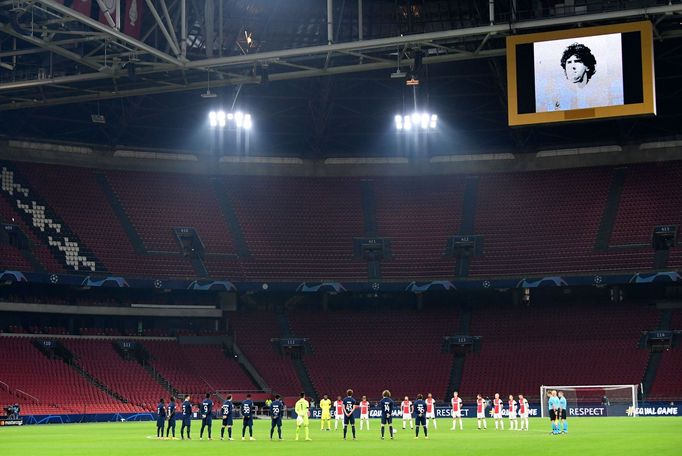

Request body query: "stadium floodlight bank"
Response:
[540, 384, 639, 418]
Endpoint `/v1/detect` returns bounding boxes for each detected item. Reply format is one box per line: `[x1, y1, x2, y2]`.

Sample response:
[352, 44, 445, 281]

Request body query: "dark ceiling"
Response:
[2, 0, 682, 159]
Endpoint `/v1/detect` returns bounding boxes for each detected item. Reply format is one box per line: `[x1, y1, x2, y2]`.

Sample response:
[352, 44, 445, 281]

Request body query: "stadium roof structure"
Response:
[2, 0, 682, 157]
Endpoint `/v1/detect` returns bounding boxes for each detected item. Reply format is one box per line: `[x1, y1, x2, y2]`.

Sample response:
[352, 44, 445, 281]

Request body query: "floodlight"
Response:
[208, 111, 218, 127]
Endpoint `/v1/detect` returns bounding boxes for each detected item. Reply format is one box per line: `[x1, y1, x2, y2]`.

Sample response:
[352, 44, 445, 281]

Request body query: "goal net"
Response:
[540, 384, 639, 418]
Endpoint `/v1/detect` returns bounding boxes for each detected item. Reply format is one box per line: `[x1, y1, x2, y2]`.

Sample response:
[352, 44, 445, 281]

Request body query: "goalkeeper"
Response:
[295, 392, 312, 441]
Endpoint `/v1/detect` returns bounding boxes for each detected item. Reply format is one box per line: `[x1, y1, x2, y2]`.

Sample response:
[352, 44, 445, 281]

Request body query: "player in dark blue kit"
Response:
[166, 396, 177, 438]
[378, 390, 395, 440]
[220, 394, 234, 441]
[156, 398, 166, 439]
[200, 393, 214, 440]
[342, 389, 357, 440]
[413, 394, 428, 439]
[180, 395, 193, 440]
[270, 394, 284, 440]
[241, 393, 255, 440]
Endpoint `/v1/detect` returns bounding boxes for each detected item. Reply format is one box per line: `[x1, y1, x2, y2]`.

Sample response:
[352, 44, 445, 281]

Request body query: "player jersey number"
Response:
[243, 405, 251, 414]
[345, 403, 354, 413]
[417, 405, 425, 414]
[383, 404, 391, 412]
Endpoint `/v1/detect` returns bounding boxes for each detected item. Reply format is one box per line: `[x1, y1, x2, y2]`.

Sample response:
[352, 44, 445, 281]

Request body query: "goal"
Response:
[539, 384, 639, 418]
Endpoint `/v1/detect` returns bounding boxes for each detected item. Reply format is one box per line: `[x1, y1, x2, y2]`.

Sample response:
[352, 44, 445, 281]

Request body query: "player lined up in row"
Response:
[154, 391, 536, 441]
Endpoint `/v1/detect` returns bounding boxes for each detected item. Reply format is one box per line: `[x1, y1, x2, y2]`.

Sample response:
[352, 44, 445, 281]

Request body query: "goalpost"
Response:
[540, 384, 639, 418]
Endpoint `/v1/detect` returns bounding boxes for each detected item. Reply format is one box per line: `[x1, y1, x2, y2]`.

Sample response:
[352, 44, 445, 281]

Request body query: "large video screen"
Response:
[507, 21, 655, 126]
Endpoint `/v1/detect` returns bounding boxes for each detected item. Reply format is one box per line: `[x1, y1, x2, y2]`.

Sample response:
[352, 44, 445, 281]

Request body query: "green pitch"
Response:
[2, 417, 680, 455]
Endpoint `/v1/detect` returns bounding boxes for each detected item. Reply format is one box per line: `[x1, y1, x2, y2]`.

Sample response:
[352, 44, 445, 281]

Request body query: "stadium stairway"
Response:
[360, 180, 381, 281]
[456, 176, 479, 277]
[47, 340, 130, 405]
[210, 178, 250, 258]
[93, 172, 146, 254]
[276, 307, 318, 400]
[641, 309, 673, 398]
[0, 212, 45, 272]
[0, 163, 103, 272]
[595, 167, 627, 250]
[446, 303, 472, 398]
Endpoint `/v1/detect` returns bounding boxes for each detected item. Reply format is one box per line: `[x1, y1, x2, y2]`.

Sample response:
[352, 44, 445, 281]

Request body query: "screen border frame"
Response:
[507, 21, 655, 126]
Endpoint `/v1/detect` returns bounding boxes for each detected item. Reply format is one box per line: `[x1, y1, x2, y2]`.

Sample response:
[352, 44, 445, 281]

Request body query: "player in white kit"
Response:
[359, 396, 370, 431]
[401, 396, 413, 429]
[425, 393, 437, 429]
[518, 394, 529, 431]
[476, 394, 487, 430]
[450, 391, 463, 430]
[334, 396, 344, 430]
[508, 395, 518, 430]
[492, 393, 504, 430]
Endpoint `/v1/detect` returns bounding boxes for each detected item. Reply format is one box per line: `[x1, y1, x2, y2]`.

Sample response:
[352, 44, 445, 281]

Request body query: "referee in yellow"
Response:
[319, 394, 332, 431]
[295, 392, 312, 441]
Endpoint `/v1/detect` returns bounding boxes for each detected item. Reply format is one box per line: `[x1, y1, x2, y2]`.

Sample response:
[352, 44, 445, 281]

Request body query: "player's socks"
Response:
[424, 426, 428, 437]
[343, 425, 348, 439]
[483, 419, 487, 429]
[501, 421, 504, 430]
[221, 428, 225, 439]
[305, 427, 310, 440]
[563, 422, 568, 433]
[459, 419, 463, 430]
[433, 419, 437, 429]
[416, 426, 420, 437]
[278, 426, 282, 439]
[367, 420, 370, 430]
[352, 425, 356, 439]
[360, 420, 363, 430]
[389, 426, 393, 439]
[228, 427, 232, 439]
[381, 427, 385, 438]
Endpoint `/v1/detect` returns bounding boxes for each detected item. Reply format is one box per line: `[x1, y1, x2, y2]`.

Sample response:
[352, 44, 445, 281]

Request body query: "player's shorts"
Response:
[493, 412, 502, 419]
[415, 415, 426, 426]
[168, 417, 176, 426]
[509, 412, 517, 419]
[335, 413, 344, 420]
[272, 416, 283, 427]
[452, 410, 462, 418]
[519, 412, 528, 419]
[402, 412, 412, 419]
[426, 412, 435, 419]
[202, 416, 212, 424]
[344, 415, 355, 426]
[476, 412, 485, 419]
[243, 416, 254, 427]
[549, 410, 557, 421]
[182, 416, 192, 426]
[222, 417, 233, 426]
[296, 415, 309, 426]
[321, 411, 331, 420]
[360, 413, 369, 420]
[156, 417, 165, 427]
[381, 414, 392, 425]
[560, 409, 567, 420]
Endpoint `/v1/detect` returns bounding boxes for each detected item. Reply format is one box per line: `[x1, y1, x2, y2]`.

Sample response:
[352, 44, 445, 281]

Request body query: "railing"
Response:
[15, 389, 39, 404]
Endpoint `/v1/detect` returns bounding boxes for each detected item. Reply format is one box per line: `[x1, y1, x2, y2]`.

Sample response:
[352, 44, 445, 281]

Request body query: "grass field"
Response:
[2, 417, 681, 455]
